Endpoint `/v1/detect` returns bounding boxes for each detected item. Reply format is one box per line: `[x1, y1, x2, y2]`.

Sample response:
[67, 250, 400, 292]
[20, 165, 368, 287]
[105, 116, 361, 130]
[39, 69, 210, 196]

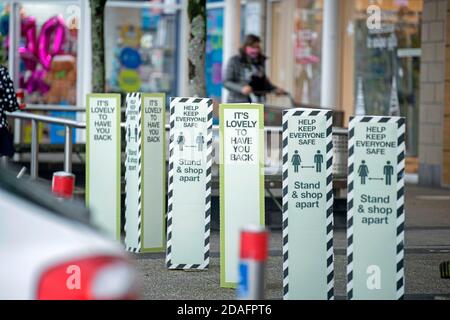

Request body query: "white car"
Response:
[0, 169, 139, 300]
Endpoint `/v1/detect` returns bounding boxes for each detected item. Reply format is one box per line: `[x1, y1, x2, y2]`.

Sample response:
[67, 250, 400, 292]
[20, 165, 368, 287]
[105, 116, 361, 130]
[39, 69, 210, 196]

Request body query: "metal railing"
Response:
[6, 111, 86, 179]
[7, 110, 348, 181]
[20, 105, 87, 112]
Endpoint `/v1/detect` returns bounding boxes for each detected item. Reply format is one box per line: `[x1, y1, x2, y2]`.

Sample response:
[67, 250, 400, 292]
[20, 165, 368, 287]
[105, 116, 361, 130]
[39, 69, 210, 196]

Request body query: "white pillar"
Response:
[9, 2, 22, 152]
[222, 0, 241, 102]
[77, 0, 90, 143]
[320, 0, 339, 108]
[178, 0, 189, 96]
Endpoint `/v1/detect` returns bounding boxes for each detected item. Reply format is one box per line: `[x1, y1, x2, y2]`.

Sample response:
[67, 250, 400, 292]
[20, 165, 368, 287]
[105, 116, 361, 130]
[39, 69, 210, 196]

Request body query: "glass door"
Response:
[353, 0, 422, 157]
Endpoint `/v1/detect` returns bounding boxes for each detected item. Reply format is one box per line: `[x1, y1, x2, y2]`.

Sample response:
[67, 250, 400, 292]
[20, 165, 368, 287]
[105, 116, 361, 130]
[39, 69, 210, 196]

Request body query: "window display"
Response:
[105, 5, 179, 98]
[1, 2, 80, 144]
[17, 4, 78, 106]
[292, 0, 322, 106]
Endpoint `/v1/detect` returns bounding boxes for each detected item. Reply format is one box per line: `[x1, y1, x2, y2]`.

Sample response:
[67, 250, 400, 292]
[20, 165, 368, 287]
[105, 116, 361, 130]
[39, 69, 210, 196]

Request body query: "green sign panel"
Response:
[166, 97, 212, 269]
[282, 108, 334, 300]
[86, 93, 121, 240]
[125, 93, 166, 253]
[220, 103, 265, 288]
[347, 116, 405, 300]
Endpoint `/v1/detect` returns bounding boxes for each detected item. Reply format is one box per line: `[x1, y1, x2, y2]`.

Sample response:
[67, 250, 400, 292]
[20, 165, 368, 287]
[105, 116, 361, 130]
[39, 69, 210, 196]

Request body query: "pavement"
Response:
[129, 184, 450, 300]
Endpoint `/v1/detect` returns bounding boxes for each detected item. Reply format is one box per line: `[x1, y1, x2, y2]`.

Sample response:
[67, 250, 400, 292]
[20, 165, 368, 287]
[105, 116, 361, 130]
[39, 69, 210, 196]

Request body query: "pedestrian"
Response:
[0, 65, 19, 159]
[223, 34, 286, 103]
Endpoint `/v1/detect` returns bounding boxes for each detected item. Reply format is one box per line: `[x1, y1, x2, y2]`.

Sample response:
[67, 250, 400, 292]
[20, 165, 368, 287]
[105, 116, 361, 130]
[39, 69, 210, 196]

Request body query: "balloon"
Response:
[21, 17, 37, 54]
[38, 15, 66, 70]
[23, 69, 50, 95]
[19, 16, 38, 71]
[118, 69, 141, 92]
[119, 47, 141, 69]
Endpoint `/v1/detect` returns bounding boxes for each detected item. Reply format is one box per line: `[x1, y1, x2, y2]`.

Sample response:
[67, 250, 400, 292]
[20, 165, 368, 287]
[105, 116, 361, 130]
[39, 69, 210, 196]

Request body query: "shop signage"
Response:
[220, 103, 265, 288]
[86, 93, 121, 240]
[124, 93, 166, 253]
[166, 97, 212, 269]
[347, 116, 405, 300]
[282, 108, 334, 300]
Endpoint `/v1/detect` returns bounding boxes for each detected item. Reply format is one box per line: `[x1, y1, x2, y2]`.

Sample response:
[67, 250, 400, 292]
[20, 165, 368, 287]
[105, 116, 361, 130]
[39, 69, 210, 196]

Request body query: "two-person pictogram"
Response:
[176, 132, 205, 152]
[291, 150, 323, 173]
[127, 124, 138, 143]
[357, 160, 394, 185]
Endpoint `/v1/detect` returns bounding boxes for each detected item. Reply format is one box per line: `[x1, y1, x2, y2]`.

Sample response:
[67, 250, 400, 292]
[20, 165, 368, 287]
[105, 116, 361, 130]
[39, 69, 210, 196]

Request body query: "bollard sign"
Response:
[166, 97, 212, 269]
[141, 93, 166, 252]
[220, 103, 265, 288]
[347, 116, 405, 300]
[282, 108, 334, 300]
[86, 93, 121, 240]
[125, 93, 166, 253]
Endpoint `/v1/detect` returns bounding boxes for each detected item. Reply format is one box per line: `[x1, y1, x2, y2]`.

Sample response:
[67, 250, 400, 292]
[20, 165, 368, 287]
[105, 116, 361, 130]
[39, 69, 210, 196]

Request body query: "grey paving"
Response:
[130, 184, 450, 300]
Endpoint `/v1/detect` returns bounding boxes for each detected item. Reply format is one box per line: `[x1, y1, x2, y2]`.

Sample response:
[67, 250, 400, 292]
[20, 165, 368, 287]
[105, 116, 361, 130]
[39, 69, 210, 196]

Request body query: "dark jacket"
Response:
[223, 54, 277, 103]
[0, 66, 19, 128]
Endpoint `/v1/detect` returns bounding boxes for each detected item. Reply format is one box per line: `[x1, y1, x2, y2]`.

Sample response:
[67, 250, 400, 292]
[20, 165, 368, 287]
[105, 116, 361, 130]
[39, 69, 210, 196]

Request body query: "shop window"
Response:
[2, 2, 81, 144]
[18, 3, 78, 106]
[292, 0, 322, 106]
[206, 7, 223, 103]
[104, 4, 179, 98]
[0, 4, 9, 67]
[354, 0, 422, 157]
[269, 0, 323, 108]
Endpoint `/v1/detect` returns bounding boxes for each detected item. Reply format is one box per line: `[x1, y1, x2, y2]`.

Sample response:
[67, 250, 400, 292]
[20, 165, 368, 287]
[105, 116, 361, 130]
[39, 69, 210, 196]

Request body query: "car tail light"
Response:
[37, 256, 139, 300]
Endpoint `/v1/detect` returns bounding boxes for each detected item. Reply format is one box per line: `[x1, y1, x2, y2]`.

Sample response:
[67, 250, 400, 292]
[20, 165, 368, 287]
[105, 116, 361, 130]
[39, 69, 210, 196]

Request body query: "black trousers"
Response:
[0, 127, 15, 157]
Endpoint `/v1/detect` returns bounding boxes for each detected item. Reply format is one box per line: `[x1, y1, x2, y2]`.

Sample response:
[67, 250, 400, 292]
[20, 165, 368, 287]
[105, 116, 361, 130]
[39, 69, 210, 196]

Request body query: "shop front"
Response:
[104, 0, 182, 99]
[1, 0, 425, 172]
[0, 0, 89, 144]
[268, 0, 423, 168]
